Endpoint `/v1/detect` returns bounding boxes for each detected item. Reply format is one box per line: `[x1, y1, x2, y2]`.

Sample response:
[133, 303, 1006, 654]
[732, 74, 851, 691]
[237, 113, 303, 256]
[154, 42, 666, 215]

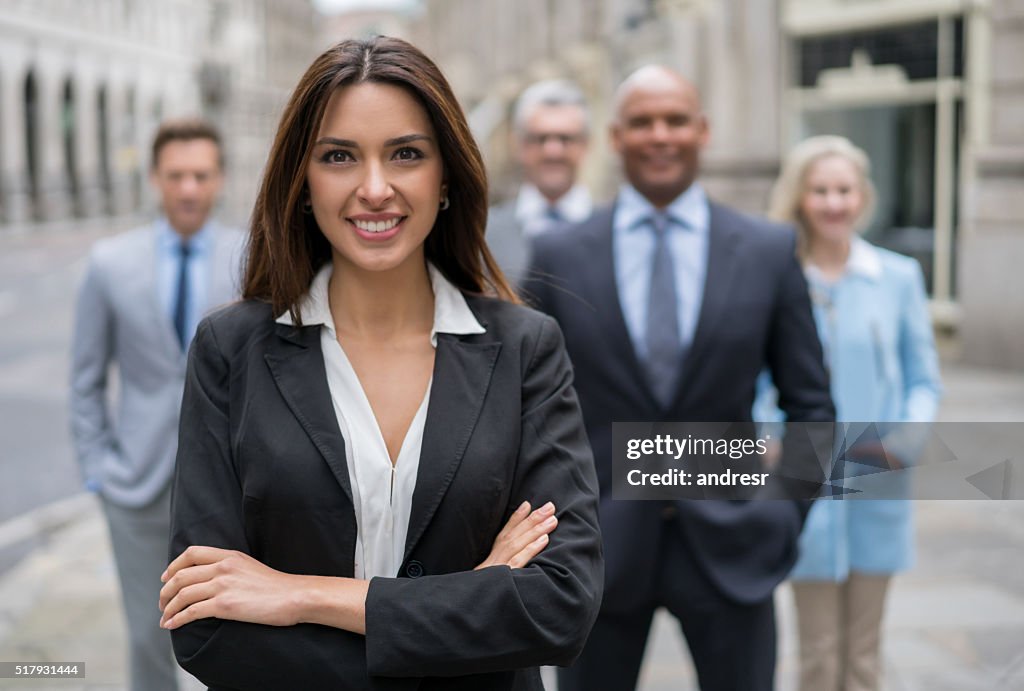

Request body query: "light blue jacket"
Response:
[756, 238, 942, 580]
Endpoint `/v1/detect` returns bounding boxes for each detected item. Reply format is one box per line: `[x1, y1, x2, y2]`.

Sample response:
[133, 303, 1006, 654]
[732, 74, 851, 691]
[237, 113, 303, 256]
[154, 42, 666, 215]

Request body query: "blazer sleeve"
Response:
[881, 261, 943, 465]
[69, 250, 118, 489]
[898, 262, 942, 423]
[762, 234, 836, 507]
[765, 235, 834, 424]
[170, 319, 370, 690]
[363, 315, 604, 677]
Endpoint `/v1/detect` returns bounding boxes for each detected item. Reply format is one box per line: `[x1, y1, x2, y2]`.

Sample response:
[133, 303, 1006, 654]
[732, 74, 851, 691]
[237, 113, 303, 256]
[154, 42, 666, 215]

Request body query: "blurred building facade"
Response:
[414, 0, 1024, 369]
[318, 6, 416, 47]
[0, 0, 318, 231]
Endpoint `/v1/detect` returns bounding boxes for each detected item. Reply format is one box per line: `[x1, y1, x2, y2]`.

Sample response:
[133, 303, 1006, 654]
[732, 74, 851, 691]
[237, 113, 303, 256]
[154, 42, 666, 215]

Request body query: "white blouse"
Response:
[276, 263, 485, 579]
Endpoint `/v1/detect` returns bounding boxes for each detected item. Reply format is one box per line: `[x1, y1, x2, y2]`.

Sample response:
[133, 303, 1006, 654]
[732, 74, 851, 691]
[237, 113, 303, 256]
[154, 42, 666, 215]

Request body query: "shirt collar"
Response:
[156, 217, 215, 253]
[515, 183, 592, 225]
[275, 262, 486, 347]
[805, 236, 883, 284]
[615, 182, 709, 235]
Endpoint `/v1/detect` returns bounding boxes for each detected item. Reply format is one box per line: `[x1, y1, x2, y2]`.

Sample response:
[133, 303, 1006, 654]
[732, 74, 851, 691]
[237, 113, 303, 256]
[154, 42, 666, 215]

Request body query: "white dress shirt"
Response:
[515, 183, 593, 237]
[276, 262, 485, 579]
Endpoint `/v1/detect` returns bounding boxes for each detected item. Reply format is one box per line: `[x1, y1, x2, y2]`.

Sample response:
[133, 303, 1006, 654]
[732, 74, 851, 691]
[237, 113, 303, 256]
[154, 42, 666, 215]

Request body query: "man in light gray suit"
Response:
[70, 119, 243, 691]
[487, 79, 593, 285]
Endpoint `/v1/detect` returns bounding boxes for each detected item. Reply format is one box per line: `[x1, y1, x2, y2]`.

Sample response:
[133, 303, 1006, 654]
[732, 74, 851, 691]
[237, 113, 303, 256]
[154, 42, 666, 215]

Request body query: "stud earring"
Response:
[439, 196, 450, 211]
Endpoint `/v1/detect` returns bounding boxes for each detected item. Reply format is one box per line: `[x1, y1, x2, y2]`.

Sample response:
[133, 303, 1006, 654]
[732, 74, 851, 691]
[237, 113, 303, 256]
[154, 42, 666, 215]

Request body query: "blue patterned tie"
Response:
[645, 214, 682, 407]
[172, 240, 191, 350]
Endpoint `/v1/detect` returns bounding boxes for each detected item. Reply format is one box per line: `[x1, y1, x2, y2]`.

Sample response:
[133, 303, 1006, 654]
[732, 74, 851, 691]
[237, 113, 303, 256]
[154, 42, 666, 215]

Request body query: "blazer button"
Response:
[405, 560, 425, 578]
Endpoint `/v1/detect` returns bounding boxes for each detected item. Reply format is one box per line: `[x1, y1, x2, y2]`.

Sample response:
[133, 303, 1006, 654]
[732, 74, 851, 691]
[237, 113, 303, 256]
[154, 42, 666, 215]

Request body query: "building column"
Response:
[74, 67, 105, 218]
[35, 57, 72, 222]
[107, 79, 139, 215]
[0, 53, 32, 226]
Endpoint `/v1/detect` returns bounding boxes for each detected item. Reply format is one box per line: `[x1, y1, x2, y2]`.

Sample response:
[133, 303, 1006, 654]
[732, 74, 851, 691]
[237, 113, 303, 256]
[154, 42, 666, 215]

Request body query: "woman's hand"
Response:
[158, 546, 305, 630]
[475, 501, 557, 570]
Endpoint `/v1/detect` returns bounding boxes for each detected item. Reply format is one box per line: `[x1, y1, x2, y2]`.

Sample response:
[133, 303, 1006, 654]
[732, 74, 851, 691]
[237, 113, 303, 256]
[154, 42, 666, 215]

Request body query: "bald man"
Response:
[524, 67, 834, 690]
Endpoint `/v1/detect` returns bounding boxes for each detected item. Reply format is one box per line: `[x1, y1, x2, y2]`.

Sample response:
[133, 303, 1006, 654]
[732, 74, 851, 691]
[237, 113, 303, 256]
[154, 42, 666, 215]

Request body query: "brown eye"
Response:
[321, 150, 353, 164]
[393, 147, 424, 161]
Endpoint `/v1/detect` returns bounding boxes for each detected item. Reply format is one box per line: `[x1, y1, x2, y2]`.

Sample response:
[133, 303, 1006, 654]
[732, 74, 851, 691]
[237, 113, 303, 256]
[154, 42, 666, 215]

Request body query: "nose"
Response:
[541, 135, 567, 157]
[178, 174, 200, 196]
[650, 119, 671, 143]
[825, 191, 846, 211]
[356, 161, 394, 208]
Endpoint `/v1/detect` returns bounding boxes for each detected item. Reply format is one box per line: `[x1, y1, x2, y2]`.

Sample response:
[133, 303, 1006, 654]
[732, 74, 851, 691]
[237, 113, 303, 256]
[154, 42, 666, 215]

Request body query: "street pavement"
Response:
[1, 226, 1023, 690]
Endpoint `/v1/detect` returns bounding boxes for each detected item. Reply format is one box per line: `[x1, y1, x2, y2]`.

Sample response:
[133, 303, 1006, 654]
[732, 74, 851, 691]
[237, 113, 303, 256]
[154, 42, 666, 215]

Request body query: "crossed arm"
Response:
[158, 499, 560, 632]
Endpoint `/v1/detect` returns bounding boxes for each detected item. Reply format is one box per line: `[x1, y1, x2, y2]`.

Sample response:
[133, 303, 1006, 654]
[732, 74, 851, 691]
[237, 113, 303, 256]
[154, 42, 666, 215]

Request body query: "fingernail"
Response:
[535, 533, 549, 544]
[518, 501, 530, 513]
[541, 502, 555, 514]
[160, 571, 167, 582]
[543, 515, 558, 528]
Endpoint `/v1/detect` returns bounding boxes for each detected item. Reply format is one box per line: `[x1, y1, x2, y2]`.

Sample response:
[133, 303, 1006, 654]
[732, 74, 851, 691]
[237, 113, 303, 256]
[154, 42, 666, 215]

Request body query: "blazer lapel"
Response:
[673, 202, 741, 406]
[404, 334, 500, 561]
[263, 324, 354, 505]
[586, 206, 658, 408]
[137, 229, 183, 362]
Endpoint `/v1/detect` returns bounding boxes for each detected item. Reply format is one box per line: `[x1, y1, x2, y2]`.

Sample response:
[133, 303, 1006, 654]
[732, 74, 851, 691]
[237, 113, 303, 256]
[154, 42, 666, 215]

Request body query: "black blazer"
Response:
[523, 201, 834, 609]
[169, 296, 603, 690]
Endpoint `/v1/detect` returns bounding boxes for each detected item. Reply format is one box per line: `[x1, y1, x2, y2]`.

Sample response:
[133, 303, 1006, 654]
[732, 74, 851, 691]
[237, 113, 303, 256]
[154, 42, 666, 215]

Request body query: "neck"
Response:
[328, 254, 434, 340]
[806, 235, 851, 274]
[170, 222, 203, 240]
[638, 181, 691, 211]
[539, 187, 569, 206]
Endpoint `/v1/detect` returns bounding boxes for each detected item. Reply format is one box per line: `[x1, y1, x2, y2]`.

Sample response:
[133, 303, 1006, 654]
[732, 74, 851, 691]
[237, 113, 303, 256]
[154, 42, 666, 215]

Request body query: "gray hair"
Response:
[768, 135, 878, 257]
[512, 79, 590, 137]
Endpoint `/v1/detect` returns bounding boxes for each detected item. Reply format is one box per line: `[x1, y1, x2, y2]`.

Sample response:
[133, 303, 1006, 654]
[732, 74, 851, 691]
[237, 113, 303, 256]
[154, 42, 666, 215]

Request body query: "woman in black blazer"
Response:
[157, 37, 602, 690]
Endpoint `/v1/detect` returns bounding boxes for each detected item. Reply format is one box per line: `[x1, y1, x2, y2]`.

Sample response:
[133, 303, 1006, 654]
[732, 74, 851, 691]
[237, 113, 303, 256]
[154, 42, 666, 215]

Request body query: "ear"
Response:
[609, 121, 624, 156]
[697, 114, 711, 148]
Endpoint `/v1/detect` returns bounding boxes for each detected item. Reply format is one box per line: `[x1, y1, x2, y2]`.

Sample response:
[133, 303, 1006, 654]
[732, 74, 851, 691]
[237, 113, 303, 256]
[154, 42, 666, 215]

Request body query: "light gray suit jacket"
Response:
[70, 222, 244, 508]
[486, 199, 531, 287]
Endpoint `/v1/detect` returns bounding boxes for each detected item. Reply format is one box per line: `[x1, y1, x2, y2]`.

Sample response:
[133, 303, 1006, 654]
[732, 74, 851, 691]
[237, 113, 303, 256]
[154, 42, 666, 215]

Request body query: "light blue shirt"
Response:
[156, 218, 214, 353]
[612, 182, 710, 361]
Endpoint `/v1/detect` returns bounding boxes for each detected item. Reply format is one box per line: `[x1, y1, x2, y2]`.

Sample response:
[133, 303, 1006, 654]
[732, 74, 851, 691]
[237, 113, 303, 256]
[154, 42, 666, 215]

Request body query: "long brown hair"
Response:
[243, 36, 517, 321]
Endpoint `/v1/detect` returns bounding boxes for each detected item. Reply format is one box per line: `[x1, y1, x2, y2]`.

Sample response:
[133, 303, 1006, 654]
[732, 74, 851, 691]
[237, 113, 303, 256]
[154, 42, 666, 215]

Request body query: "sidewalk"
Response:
[0, 361, 1022, 690]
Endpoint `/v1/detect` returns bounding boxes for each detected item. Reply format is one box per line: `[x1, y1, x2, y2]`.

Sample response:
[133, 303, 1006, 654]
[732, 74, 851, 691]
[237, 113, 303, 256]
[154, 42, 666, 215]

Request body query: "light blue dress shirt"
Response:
[156, 218, 214, 353]
[612, 183, 710, 362]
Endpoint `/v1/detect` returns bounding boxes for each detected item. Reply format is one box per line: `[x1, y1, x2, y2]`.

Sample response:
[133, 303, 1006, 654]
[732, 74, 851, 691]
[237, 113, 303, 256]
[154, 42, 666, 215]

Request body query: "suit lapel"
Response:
[586, 207, 658, 408]
[404, 334, 500, 561]
[673, 202, 741, 406]
[140, 228, 185, 362]
[264, 324, 354, 505]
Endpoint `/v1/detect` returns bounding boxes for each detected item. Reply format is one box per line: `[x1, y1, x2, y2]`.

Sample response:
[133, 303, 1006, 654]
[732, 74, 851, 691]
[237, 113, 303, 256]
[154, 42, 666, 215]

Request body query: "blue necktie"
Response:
[644, 214, 683, 407]
[173, 240, 191, 350]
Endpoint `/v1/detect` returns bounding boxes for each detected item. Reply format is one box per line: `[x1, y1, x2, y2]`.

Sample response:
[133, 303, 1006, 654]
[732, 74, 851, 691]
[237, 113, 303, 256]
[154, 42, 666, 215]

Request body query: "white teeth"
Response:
[353, 217, 401, 233]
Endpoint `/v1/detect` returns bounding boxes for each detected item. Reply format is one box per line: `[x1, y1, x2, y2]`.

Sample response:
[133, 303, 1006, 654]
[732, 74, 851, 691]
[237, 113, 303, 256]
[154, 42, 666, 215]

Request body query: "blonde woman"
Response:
[765, 136, 942, 691]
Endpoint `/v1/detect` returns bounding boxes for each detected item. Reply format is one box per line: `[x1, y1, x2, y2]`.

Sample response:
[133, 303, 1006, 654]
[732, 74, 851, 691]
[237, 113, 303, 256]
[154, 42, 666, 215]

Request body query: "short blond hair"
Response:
[768, 135, 877, 257]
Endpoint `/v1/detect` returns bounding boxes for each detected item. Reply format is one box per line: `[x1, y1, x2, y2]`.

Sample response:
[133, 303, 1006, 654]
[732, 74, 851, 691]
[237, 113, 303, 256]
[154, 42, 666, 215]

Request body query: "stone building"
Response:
[414, 0, 1024, 369]
[0, 0, 318, 231]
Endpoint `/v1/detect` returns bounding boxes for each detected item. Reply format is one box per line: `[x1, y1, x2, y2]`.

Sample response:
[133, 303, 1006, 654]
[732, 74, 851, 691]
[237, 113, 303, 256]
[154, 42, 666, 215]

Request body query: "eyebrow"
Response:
[314, 134, 434, 148]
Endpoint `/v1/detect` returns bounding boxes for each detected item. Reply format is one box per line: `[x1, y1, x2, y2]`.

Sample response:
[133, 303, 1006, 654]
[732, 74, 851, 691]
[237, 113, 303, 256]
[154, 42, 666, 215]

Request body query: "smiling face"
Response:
[799, 154, 866, 246]
[305, 81, 444, 276]
[611, 69, 709, 209]
[517, 104, 588, 203]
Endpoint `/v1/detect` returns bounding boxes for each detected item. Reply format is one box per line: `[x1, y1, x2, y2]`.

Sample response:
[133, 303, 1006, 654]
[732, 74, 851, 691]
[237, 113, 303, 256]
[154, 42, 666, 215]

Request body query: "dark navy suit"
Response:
[524, 201, 834, 690]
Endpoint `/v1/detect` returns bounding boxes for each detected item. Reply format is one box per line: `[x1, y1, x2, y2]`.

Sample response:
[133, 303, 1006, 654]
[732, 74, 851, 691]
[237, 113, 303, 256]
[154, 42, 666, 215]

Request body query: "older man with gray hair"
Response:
[487, 78, 593, 285]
